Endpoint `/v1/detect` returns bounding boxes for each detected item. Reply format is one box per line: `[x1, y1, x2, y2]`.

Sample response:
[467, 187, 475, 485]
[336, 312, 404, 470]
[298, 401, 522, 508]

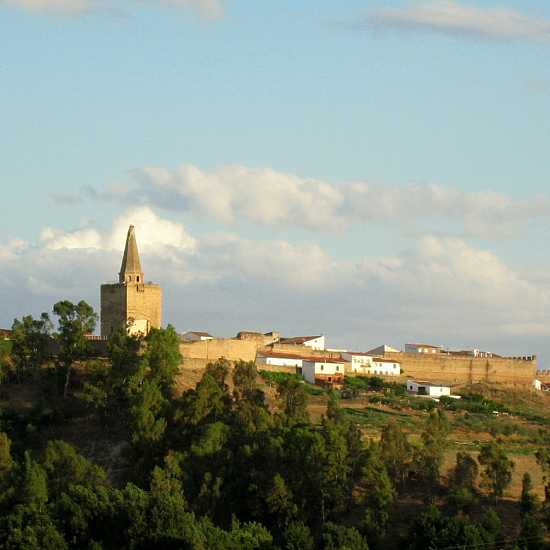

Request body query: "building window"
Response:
[336, 366, 339, 371]
[137, 276, 140, 282]
[320, 365, 324, 371]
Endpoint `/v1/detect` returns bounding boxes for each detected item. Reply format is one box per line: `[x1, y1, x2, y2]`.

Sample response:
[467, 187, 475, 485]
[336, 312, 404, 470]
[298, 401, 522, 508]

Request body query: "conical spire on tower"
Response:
[119, 225, 144, 284]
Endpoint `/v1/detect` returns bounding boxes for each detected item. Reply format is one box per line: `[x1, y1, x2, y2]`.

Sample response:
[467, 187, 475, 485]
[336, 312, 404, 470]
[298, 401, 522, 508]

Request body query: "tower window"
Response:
[137, 276, 140, 282]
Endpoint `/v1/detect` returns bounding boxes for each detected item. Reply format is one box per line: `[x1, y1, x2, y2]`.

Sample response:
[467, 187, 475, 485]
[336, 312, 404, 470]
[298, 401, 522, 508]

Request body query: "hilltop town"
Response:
[1, 224, 550, 549]
[93, 226, 539, 394]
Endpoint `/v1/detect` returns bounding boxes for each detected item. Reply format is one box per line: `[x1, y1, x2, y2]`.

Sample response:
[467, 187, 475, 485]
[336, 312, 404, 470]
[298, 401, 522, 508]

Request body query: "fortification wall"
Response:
[179, 338, 258, 363]
[266, 343, 341, 358]
[383, 352, 536, 386]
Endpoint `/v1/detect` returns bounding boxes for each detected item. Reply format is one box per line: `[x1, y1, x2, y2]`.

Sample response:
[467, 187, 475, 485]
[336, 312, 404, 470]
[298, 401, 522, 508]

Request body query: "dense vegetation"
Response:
[0, 302, 549, 549]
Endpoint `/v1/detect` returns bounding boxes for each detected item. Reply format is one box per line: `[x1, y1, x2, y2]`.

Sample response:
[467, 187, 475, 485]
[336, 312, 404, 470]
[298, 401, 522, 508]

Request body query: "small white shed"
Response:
[407, 379, 451, 398]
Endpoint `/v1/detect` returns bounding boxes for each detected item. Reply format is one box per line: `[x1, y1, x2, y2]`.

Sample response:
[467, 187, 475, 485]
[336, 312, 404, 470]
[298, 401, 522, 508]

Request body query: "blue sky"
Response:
[1, 0, 550, 363]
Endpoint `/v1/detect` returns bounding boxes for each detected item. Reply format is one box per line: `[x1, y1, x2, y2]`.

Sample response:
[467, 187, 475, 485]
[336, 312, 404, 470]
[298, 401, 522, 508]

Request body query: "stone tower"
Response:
[100, 225, 162, 337]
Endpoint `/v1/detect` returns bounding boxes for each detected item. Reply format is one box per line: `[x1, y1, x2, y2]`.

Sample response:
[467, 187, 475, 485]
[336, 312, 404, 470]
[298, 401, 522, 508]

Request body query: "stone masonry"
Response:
[100, 225, 162, 337]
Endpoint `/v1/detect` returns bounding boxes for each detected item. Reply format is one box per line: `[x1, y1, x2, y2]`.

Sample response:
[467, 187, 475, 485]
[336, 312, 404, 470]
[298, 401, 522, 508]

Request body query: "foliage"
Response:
[448, 452, 479, 510]
[478, 440, 514, 501]
[10, 313, 52, 382]
[52, 300, 98, 397]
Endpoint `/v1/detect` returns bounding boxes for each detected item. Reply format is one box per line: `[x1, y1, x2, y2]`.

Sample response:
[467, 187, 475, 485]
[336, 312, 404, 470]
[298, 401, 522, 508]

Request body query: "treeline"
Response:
[0, 303, 549, 549]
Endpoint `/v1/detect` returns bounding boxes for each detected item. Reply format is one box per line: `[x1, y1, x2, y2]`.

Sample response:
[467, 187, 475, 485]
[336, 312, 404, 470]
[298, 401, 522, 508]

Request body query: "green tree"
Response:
[10, 313, 52, 381]
[52, 300, 98, 397]
[322, 522, 369, 550]
[326, 390, 343, 423]
[277, 377, 309, 426]
[357, 448, 395, 539]
[448, 452, 479, 510]
[0, 432, 13, 478]
[42, 440, 107, 499]
[144, 325, 182, 398]
[380, 422, 411, 489]
[283, 521, 314, 550]
[516, 513, 545, 550]
[416, 410, 450, 485]
[520, 473, 538, 516]
[478, 440, 514, 502]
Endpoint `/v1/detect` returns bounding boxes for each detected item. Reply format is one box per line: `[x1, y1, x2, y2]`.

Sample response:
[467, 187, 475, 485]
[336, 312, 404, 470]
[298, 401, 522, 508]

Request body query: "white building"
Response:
[341, 352, 373, 373]
[370, 358, 401, 376]
[405, 343, 442, 354]
[181, 331, 214, 342]
[407, 379, 451, 398]
[302, 358, 346, 387]
[280, 335, 325, 350]
[533, 379, 542, 391]
[342, 352, 401, 376]
[256, 353, 303, 368]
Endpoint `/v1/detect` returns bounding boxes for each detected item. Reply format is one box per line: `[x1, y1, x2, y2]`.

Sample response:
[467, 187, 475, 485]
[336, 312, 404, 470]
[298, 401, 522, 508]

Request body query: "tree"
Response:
[478, 440, 514, 502]
[52, 300, 98, 397]
[10, 313, 52, 381]
[357, 447, 394, 540]
[283, 521, 314, 550]
[379, 422, 411, 489]
[143, 325, 182, 399]
[0, 432, 13, 478]
[277, 378, 309, 426]
[322, 522, 369, 550]
[448, 452, 479, 510]
[42, 440, 107, 499]
[516, 513, 545, 550]
[416, 410, 449, 485]
[520, 473, 538, 516]
[326, 390, 343, 423]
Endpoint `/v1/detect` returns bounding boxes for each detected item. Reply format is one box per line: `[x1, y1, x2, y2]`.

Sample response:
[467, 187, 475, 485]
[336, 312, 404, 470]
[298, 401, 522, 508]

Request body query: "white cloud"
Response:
[41, 206, 196, 254]
[1, 208, 550, 360]
[84, 163, 550, 240]
[1, 0, 223, 17]
[366, 1, 550, 41]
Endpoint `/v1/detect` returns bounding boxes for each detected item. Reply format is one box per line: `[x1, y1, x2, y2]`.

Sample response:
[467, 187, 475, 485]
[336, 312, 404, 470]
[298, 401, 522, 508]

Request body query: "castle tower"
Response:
[100, 225, 162, 337]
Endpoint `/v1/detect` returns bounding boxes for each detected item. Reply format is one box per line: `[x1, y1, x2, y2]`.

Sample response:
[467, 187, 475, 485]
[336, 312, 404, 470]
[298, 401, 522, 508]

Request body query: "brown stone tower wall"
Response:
[100, 283, 127, 337]
[126, 283, 162, 330]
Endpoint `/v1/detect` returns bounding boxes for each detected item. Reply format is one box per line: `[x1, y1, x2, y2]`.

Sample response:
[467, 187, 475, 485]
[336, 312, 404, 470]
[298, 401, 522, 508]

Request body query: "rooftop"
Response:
[280, 335, 322, 345]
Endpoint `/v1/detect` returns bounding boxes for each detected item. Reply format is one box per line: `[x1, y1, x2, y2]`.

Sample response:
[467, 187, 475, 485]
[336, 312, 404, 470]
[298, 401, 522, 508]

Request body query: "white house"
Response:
[342, 352, 401, 376]
[370, 358, 401, 376]
[302, 358, 346, 387]
[256, 353, 303, 368]
[280, 335, 326, 351]
[405, 343, 442, 354]
[341, 352, 373, 373]
[181, 331, 214, 342]
[407, 379, 451, 398]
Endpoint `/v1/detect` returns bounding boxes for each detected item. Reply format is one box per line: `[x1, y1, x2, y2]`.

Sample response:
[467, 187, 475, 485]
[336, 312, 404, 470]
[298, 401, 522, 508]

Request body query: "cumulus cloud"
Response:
[1, 208, 549, 359]
[0, 0, 223, 18]
[362, 1, 550, 42]
[75, 163, 550, 240]
[41, 206, 196, 254]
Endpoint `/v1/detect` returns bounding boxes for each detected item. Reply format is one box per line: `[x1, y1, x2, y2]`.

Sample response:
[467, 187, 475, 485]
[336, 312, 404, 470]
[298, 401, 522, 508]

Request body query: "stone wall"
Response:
[265, 343, 341, 358]
[100, 284, 127, 337]
[179, 338, 258, 363]
[126, 283, 162, 331]
[100, 282, 162, 337]
[384, 352, 536, 386]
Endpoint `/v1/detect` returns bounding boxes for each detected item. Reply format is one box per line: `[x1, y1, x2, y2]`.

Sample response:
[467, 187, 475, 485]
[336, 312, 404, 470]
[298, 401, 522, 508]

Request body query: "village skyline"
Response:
[2, 1, 550, 365]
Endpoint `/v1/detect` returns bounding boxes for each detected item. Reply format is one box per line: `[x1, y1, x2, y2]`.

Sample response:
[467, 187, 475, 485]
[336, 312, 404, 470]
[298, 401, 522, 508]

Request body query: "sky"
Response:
[1, 0, 550, 363]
